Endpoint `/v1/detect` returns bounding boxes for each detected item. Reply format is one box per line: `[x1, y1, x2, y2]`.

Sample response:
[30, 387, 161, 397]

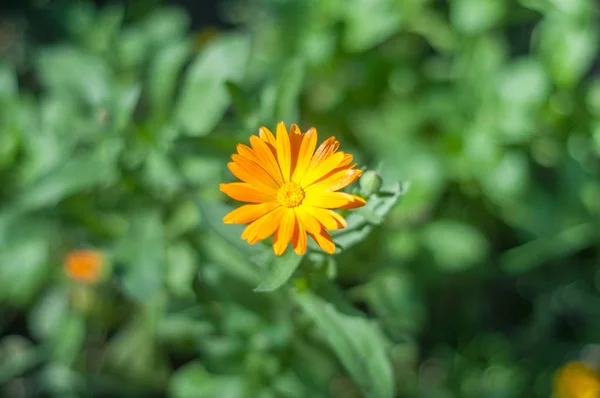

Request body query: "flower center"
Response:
[277, 182, 305, 207]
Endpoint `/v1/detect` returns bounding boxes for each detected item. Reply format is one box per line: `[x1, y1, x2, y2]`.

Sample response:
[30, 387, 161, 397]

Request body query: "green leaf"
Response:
[586, 79, 600, 117]
[482, 151, 529, 204]
[5, 148, 119, 216]
[343, 0, 402, 52]
[0, 63, 17, 99]
[50, 313, 86, 365]
[169, 362, 246, 398]
[501, 223, 595, 274]
[175, 34, 250, 135]
[166, 200, 201, 239]
[296, 292, 395, 398]
[0, 117, 19, 171]
[450, 0, 506, 34]
[143, 149, 182, 197]
[117, 211, 165, 302]
[28, 288, 70, 341]
[353, 270, 425, 336]
[0, 336, 42, 384]
[497, 58, 550, 108]
[157, 315, 214, 345]
[201, 233, 263, 285]
[254, 249, 305, 292]
[537, 14, 599, 87]
[37, 46, 111, 105]
[143, 7, 190, 47]
[38, 363, 81, 396]
[288, 337, 339, 394]
[176, 79, 230, 136]
[148, 40, 193, 115]
[422, 220, 490, 271]
[0, 237, 49, 306]
[69, 4, 124, 53]
[166, 242, 198, 298]
[273, 59, 305, 122]
[105, 311, 170, 387]
[117, 27, 149, 69]
[111, 83, 141, 133]
[225, 82, 258, 129]
[548, 0, 593, 17]
[332, 181, 407, 251]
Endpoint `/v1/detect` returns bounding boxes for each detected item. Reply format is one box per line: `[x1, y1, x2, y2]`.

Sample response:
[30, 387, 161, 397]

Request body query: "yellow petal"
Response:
[220, 182, 276, 203]
[242, 206, 286, 243]
[300, 151, 346, 187]
[308, 137, 339, 171]
[292, 217, 307, 255]
[294, 206, 322, 235]
[339, 153, 354, 167]
[309, 229, 336, 254]
[249, 136, 283, 184]
[259, 126, 276, 146]
[304, 206, 347, 230]
[236, 143, 260, 164]
[305, 168, 362, 193]
[223, 202, 279, 224]
[229, 155, 279, 193]
[289, 123, 303, 173]
[276, 122, 291, 182]
[291, 127, 318, 183]
[303, 191, 366, 209]
[289, 124, 303, 148]
[339, 194, 367, 209]
[273, 209, 295, 255]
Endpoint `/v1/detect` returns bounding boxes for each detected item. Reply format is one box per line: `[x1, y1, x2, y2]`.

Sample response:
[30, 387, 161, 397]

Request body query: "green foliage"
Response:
[175, 34, 250, 135]
[297, 292, 394, 398]
[1, 0, 600, 397]
[254, 249, 305, 293]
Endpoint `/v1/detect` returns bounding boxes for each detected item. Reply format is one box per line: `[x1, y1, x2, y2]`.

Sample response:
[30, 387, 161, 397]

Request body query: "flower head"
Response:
[220, 122, 366, 255]
[65, 250, 103, 283]
[554, 361, 600, 398]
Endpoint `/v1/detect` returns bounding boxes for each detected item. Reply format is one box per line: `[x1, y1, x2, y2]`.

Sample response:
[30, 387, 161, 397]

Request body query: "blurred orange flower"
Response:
[220, 122, 365, 255]
[554, 361, 600, 398]
[64, 250, 103, 283]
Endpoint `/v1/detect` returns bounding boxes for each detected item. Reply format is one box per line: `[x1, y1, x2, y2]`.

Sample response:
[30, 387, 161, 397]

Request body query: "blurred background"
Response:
[1, 0, 600, 397]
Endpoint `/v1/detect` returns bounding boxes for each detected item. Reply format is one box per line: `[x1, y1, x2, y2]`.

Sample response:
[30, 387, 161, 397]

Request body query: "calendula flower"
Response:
[220, 122, 366, 255]
[554, 361, 600, 398]
[64, 250, 103, 283]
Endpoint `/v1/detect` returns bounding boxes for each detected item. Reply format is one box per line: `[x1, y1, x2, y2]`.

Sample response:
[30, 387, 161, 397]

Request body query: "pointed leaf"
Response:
[169, 362, 246, 398]
[296, 292, 395, 398]
[332, 181, 408, 251]
[117, 210, 165, 302]
[175, 34, 250, 135]
[5, 146, 119, 216]
[254, 249, 304, 292]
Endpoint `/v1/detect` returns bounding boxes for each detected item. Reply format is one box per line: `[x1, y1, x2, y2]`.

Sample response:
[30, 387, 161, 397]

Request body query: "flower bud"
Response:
[360, 170, 383, 196]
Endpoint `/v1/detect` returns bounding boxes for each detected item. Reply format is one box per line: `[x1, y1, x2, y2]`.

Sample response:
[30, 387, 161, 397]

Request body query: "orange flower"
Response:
[554, 361, 600, 398]
[64, 250, 103, 283]
[220, 122, 366, 255]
